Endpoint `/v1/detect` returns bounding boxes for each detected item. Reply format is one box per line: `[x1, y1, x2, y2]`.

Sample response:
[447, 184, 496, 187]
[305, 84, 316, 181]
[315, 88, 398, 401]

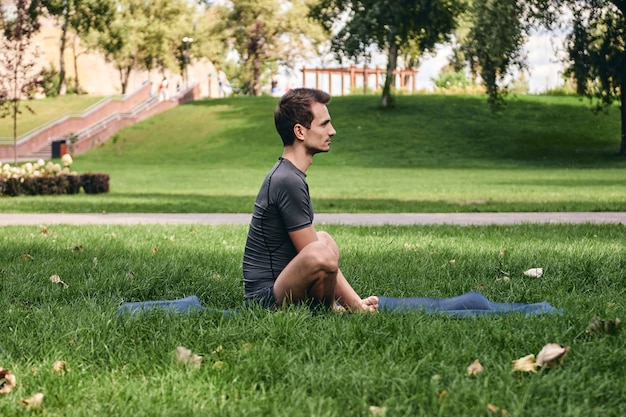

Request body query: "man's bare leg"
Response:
[272, 238, 339, 307]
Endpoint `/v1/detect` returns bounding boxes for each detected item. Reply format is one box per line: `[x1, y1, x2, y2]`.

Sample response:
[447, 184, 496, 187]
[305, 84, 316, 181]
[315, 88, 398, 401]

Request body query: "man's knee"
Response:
[304, 241, 338, 274]
[316, 231, 339, 256]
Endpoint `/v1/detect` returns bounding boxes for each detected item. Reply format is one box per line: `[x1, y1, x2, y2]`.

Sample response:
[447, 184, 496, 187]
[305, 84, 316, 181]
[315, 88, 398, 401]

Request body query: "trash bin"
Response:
[52, 139, 67, 158]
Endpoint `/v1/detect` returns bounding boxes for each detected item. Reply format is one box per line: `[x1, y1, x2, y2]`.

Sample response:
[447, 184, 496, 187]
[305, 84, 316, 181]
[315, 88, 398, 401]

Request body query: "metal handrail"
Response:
[68, 95, 159, 142]
[0, 96, 114, 144]
[2, 82, 193, 157]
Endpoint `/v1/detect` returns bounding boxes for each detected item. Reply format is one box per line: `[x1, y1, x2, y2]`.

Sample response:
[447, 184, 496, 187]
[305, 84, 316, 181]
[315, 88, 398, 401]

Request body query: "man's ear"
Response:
[293, 123, 306, 141]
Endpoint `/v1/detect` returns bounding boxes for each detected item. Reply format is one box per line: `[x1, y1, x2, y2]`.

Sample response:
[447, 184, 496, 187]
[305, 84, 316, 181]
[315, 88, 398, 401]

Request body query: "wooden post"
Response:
[350, 65, 356, 93]
[328, 71, 333, 95]
[375, 66, 380, 91]
[363, 66, 368, 94]
[315, 68, 320, 90]
[341, 72, 345, 96]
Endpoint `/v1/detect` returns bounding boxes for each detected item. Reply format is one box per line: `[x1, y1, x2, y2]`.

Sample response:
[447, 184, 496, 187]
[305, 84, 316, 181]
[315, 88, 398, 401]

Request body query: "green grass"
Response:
[1, 94, 624, 213]
[0, 223, 624, 416]
[0, 95, 106, 138]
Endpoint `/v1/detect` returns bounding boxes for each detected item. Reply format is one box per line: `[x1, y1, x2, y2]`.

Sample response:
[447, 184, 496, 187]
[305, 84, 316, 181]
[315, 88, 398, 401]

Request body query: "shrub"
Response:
[0, 155, 107, 196]
[80, 173, 110, 194]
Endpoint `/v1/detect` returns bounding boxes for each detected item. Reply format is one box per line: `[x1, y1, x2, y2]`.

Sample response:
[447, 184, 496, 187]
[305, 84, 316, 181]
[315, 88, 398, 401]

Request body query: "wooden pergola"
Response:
[301, 64, 417, 95]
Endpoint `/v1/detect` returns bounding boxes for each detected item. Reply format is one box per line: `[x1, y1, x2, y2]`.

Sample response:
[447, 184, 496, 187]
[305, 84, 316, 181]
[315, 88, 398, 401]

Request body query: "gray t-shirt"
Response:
[243, 158, 314, 299]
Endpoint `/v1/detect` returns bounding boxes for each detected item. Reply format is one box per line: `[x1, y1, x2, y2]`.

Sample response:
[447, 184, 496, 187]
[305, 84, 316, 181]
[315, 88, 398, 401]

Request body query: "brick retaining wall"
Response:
[1, 82, 201, 162]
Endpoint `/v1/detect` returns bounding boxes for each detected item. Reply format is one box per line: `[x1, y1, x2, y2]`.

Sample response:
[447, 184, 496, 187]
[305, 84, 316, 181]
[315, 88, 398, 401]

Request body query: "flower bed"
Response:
[0, 155, 109, 196]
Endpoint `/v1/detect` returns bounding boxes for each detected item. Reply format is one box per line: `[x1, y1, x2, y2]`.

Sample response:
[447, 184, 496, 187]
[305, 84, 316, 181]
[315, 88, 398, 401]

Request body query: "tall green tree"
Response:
[564, 4, 625, 155]
[42, 0, 114, 95]
[0, 0, 44, 165]
[91, 0, 200, 94]
[463, 0, 626, 156]
[220, 0, 326, 96]
[311, 0, 466, 108]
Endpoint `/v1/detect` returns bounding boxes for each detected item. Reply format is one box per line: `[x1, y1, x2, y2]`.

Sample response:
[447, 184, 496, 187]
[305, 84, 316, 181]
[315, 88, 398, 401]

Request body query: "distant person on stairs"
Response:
[159, 77, 169, 101]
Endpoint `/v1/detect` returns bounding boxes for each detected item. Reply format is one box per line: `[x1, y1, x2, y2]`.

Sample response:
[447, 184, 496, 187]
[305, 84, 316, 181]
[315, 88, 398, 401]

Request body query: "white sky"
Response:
[411, 30, 567, 94]
[281, 30, 567, 95]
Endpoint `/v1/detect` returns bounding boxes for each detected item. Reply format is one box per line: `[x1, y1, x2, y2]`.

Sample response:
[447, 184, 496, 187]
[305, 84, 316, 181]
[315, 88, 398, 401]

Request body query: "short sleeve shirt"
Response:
[242, 158, 314, 299]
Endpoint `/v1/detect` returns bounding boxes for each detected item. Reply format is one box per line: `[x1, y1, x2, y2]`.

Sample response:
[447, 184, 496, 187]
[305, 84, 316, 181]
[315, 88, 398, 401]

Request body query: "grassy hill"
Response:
[1, 93, 624, 213]
[80, 94, 624, 168]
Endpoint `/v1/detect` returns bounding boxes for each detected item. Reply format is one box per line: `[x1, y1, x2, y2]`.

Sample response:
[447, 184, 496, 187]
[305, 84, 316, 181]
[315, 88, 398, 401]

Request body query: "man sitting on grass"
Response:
[242, 88, 378, 312]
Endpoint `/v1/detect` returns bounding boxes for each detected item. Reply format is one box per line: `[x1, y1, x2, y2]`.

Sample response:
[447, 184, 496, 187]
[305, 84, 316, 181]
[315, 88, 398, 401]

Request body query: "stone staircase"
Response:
[0, 82, 202, 163]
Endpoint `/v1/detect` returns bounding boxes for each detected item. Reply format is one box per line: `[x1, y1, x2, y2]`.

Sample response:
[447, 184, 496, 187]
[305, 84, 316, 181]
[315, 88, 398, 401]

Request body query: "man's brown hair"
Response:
[274, 88, 331, 146]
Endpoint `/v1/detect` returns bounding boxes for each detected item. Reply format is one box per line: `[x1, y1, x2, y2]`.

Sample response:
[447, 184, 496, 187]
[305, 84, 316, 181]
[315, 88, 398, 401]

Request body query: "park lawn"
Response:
[1, 94, 625, 213]
[0, 223, 624, 416]
[0, 95, 106, 138]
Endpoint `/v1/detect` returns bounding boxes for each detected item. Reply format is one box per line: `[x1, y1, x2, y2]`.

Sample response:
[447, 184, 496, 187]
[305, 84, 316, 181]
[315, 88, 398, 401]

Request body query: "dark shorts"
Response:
[244, 286, 277, 309]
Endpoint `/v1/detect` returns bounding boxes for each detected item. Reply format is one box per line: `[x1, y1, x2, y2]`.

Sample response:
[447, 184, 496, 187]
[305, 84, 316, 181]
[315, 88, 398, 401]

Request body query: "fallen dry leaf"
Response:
[52, 360, 69, 375]
[512, 354, 539, 373]
[536, 343, 570, 368]
[152, 247, 159, 255]
[467, 359, 484, 376]
[438, 390, 448, 402]
[586, 316, 621, 335]
[40, 226, 48, 235]
[0, 368, 17, 394]
[369, 405, 387, 415]
[49, 274, 69, 288]
[21, 253, 34, 261]
[499, 248, 507, 257]
[19, 392, 44, 408]
[487, 403, 512, 416]
[523, 268, 543, 278]
[175, 346, 203, 368]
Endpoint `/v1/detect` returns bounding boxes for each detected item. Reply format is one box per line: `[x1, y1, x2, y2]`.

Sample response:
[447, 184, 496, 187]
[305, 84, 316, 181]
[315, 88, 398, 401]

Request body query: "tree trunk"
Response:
[12, 39, 20, 166]
[120, 63, 133, 95]
[381, 42, 398, 108]
[71, 35, 82, 94]
[252, 53, 262, 96]
[249, 19, 263, 96]
[57, 8, 69, 95]
[12, 101, 18, 166]
[619, 86, 626, 156]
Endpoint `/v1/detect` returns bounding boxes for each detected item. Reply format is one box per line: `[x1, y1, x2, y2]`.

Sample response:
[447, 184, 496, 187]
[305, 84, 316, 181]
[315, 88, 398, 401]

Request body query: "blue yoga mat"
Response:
[378, 291, 560, 317]
[117, 292, 560, 318]
[117, 295, 205, 315]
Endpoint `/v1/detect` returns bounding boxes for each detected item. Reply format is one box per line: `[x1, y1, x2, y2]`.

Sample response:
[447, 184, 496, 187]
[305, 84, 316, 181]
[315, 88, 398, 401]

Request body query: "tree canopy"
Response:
[218, 0, 326, 96]
[42, 0, 114, 95]
[311, 0, 466, 107]
[462, 0, 626, 155]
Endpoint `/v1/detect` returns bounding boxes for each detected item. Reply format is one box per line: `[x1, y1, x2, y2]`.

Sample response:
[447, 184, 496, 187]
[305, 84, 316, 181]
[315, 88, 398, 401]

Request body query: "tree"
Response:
[91, 0, 200, 94]
[564, 4, 625, 155]
[463, 0, 527, 108]
[42, 0, 114, 95]
[220, 0, 326, 96]
[0, 0, 44, 165]
[463, 0, 626, 156]
[311, 0, 466, 107]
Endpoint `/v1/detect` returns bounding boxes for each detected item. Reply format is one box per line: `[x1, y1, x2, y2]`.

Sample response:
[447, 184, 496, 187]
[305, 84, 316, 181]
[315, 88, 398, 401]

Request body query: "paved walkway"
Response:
[1, 212, 625, 226]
